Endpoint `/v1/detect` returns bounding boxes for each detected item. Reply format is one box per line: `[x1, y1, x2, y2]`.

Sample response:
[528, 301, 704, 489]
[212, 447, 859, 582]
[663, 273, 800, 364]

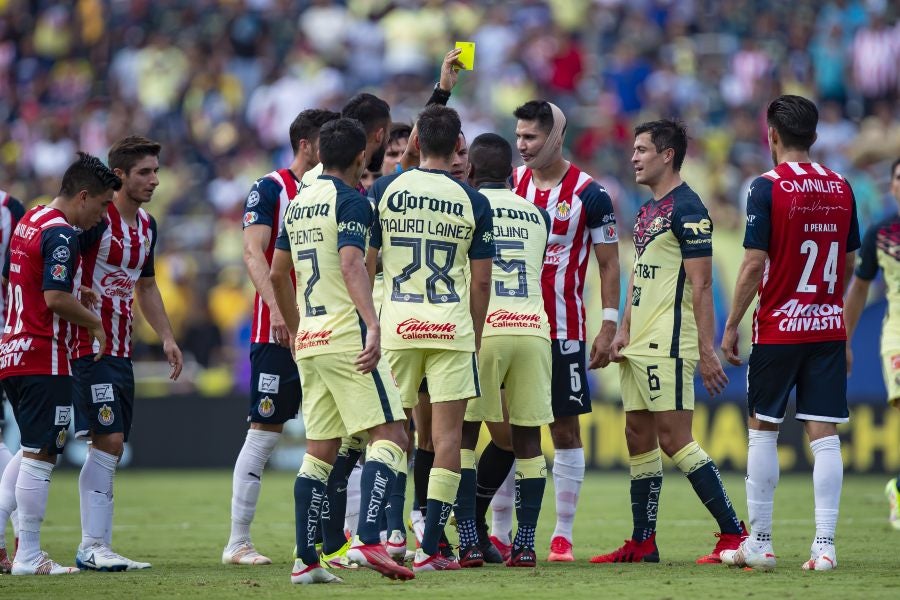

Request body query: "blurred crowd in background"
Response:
[1, 0, 899, 394]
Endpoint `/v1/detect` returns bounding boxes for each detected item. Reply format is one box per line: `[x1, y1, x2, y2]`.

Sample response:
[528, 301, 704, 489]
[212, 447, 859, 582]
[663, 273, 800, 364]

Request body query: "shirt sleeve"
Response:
[855, 222, 879, 280]
[742, 177, 773, 251]
[672, 195, 713, 259]
[581, 181, 618, 244]
[77, 219, 107, 251]
[41, 226, 80, 292]
[336, 187, 373, 252]
[274, 221, 291, 251]
[845, 184, 861, 253]
[139, 216, 158, 278]
[242, 176, 282, 229]
[7, 197, 25, 225]
[467, 188, 495, 259]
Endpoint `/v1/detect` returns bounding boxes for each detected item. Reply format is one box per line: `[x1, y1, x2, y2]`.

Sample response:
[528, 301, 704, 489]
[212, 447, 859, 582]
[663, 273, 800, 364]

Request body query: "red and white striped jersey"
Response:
[1, 190, 26, 324]
[513, 164, 618, 341]
[242, 168, 299, 345]
[0, 206, 80, 377]
[72, 203, 157, 359]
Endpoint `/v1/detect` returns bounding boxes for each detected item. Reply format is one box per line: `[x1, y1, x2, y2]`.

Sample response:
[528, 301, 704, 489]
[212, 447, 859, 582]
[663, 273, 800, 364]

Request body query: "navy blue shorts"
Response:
[1, 375, 72, 455]
[551, 339, 591, 417]
[747, 341, 848, 424]
[73, 355, 135, 441]
[249, 343, 301, 424]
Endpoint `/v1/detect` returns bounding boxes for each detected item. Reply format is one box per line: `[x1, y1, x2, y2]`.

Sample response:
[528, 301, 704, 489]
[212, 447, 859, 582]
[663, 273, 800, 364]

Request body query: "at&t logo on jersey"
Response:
[100, 269, 136, 299]
[771, 300, 843, 333]
[396, 318, 456, 340]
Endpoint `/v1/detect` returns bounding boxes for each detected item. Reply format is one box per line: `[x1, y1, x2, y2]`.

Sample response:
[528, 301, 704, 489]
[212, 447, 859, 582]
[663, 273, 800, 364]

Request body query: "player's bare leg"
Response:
[547, 414, 583, 561]
[77, 431, 148, 571]
[224, 421, 282, 565]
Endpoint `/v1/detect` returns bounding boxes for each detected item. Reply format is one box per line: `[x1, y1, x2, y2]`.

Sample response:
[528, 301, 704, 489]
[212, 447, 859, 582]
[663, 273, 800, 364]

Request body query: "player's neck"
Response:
[113, 194, 140, 225]
[419, 156, 453, 173]
[322, 167, 359, 189]
[775, 149, 811, 165]
[648, 172, 683, 201]
[48, 196, 77, 224]
[530, 158, 569, 190]
[288, 156, 311, 181]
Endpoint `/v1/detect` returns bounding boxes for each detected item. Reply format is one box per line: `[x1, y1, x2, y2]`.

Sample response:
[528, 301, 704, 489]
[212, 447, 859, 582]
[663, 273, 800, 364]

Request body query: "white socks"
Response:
[79, 448, 118, 549]
[16, 458, 54, 562]
[551, 448, 585, 542]
[746, 429, 779, 544]
[229, 429, 280, 547]
[490, 466, 515, 545]
[810, 435, 842, 543]
[0, 448, 21, 548]
[344, 461, 362, 538]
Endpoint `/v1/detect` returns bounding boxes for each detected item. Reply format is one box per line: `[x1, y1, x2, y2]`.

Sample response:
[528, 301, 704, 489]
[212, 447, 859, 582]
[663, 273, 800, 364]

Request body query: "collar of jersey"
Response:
[478, 183, 507, 190]
[316, 174, 348, 187]
[414, 167, 452, 176]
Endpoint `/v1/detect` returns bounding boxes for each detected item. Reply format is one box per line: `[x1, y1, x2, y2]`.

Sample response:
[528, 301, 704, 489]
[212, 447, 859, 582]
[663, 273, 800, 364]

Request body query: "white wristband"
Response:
[602, 308, 619, 323]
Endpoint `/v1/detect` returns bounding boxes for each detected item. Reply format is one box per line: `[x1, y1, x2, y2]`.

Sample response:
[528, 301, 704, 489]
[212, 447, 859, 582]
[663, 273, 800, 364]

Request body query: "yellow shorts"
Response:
[881, 350, 900, 406]
[385, 348, 479, 408]
[298, 352, 405, 440]
[619, 354, 697, 412]
[467, 335, 552, 426]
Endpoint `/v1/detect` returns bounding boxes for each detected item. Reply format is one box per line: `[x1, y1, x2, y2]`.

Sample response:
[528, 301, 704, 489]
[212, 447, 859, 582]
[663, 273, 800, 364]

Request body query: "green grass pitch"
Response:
[2, 471, 899, 599]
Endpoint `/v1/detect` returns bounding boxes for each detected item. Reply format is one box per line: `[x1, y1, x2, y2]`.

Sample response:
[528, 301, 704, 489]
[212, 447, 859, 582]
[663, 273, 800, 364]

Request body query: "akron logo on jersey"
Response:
[258, 396, 276, 418]
[555, 200, 572, 220]
[98, 404, 115, 426]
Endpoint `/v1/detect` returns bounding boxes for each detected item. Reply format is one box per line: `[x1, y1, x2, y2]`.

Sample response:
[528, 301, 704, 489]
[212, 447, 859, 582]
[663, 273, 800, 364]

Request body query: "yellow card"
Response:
[455, 41, 475, 70]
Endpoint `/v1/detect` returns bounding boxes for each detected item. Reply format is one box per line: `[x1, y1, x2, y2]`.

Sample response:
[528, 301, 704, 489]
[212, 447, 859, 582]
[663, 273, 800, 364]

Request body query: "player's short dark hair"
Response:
[341, 93, 391, 135]
[389, 123, 413, 145]
[634, 119, 689, 171]
[289, 109, 340, 154]
[60, 152, 122, 197]
[514, 100, 556, 135]
[108, 135, 161, 175]
[469, 133, 512, 185]
[416, 105, 461, 159]
[891, 157, 900, 177]
[766, 95, 818, 151]
[318, 118, 367, 171]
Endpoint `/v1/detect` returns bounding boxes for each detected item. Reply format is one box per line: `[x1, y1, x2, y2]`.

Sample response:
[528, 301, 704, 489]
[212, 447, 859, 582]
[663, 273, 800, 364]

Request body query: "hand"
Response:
[163, 338, 184, 381]
[720, 324, 742, 366]
[699, 349, 729, 397]
[439, 48, 464, 92]
[846, 345, 853, 376]
[270, 309, 291, 349]
[79, 286, 99, 310]
[88, 322, 106, 362]
[355, 325, 381, 374]
[610, 328, 629, 363]
[589, 322, 616, 369]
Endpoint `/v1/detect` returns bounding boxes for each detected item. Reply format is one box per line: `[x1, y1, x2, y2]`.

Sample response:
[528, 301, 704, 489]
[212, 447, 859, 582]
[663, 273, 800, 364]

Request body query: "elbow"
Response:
[474, 276, 492, 297]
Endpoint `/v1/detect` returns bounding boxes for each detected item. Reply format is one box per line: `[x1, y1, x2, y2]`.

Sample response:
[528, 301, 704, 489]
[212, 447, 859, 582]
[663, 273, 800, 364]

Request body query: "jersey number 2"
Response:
[796, 240, 839, 294]
[296, 249, 326, 316]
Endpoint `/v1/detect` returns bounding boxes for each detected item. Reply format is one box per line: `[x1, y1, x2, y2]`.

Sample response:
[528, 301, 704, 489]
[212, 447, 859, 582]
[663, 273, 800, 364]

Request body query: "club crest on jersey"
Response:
[258, 396, 275, 418]
[50, 263, 67, 281]
[52, 246, 70, 262]
[243, 211, 259, 227]
[144, 236, 151, 252]
[246, 190, 260, 208]
[56, 429, 66, 448]
[98, 404, 115, 426]
[555, 200, 572, 221]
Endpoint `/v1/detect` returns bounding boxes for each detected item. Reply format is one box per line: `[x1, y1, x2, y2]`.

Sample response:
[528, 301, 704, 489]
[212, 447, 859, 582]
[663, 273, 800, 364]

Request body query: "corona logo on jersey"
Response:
[385, 189, 465, 217]
[294, 329, 332, 351]
[555, 200, 571, 220]
[395, 318, 456, 340]
[771, 299, 843, 332]
[100, 269, 137, 299]
[486, 309, 542, 328]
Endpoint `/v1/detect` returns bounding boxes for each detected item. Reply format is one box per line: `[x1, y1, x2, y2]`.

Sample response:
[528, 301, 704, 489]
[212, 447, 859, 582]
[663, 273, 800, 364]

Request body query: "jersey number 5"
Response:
[796, 239, 839, 294]
[493, 240, 528, 298]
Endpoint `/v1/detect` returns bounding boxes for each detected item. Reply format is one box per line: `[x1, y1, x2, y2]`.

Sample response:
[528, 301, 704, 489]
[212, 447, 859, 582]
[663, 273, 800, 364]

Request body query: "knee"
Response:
[657, 430, 690, 458]
[549, 419, 581, 449]
[92, 434, 124, 458]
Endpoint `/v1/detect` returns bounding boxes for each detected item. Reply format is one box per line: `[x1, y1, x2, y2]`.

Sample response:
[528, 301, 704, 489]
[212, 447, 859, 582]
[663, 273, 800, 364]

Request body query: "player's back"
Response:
[1, 206, 78, 376]
[1, 190, 26, 323]
[280, 175, 371, 359]
[369, 167, 494, 352]
[748, 162, 859, 344]
[627, 183, 712, 360]
[481, 185, 551, 340]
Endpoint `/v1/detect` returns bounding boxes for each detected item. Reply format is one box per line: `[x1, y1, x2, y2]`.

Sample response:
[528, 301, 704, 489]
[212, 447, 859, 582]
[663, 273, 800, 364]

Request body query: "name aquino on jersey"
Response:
[492, 206, 541, 240]
[771, 299, 844, 333]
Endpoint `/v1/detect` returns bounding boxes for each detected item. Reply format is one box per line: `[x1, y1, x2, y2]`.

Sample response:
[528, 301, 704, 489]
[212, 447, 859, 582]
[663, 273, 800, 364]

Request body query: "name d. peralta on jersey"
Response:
[1, 206, 81, 377]
[71, 203, 157, 359]
[744, 162, 860, 344]
[513, 164, 618, 341]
